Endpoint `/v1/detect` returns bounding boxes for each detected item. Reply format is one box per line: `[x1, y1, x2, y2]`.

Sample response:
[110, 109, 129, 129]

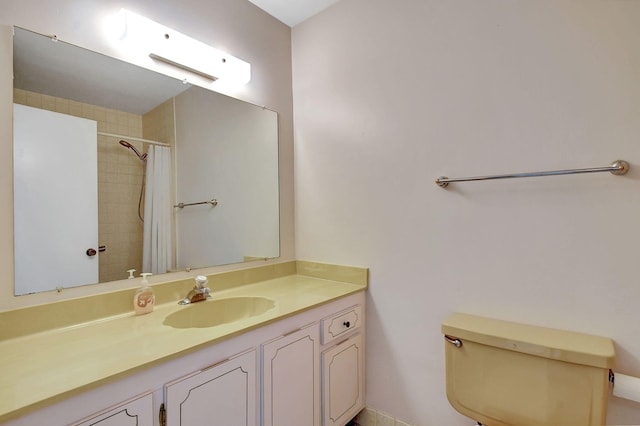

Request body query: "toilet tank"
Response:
[442, 313, 615, 426]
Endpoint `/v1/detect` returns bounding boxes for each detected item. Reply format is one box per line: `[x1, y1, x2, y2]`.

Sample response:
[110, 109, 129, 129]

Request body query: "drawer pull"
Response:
[343, 321, 351, 328]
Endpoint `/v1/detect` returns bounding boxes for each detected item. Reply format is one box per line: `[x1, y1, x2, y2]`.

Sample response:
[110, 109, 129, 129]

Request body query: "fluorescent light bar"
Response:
[149, 53, 218, 81]
[115, 9, 250, 85]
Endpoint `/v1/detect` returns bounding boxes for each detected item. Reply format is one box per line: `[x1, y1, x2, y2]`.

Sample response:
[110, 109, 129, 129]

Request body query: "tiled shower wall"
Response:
[13, 89, 147, 283]
[143, 98, 175, 147]
[97, 118, 145, 283]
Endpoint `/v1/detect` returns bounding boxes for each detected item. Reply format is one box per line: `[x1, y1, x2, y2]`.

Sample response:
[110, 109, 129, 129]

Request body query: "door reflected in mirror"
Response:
[12, 27, 279, 295]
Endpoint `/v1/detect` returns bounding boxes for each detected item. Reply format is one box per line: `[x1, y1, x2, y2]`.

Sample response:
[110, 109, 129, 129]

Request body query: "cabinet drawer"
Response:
[321, 305, 362, 345]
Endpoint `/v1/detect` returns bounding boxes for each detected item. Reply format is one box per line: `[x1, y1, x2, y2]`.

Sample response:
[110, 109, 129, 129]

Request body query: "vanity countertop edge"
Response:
[0, 260, 368, 422]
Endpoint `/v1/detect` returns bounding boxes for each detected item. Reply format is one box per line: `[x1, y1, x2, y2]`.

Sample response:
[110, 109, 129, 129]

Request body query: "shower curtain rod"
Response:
[435, 160, 629, 188]
[97, 131, 171, 147]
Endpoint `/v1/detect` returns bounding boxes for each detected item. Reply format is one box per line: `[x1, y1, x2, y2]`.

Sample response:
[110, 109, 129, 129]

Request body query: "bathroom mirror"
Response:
[12, 27, 280, 295]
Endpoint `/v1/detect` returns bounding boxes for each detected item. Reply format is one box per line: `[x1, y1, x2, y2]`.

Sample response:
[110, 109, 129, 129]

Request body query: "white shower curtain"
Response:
[143, 145, 173, 275]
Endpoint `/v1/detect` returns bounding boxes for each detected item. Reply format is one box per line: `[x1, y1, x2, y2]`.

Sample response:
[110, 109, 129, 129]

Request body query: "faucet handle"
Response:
[202, 287, 211, 298]
[195, 275, 209, 289]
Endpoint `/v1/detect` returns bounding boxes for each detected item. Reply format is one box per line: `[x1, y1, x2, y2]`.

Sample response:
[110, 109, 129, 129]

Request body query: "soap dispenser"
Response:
[134, 273, 155, 315]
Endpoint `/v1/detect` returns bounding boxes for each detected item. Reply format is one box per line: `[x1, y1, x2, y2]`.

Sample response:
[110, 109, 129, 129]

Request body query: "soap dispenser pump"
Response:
[134, 273, 155, 315]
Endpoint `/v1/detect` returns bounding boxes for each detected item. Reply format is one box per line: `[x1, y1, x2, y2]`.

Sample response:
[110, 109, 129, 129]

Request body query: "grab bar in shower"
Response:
[435, 160, 629, 188]
[174, 199, 219, 209]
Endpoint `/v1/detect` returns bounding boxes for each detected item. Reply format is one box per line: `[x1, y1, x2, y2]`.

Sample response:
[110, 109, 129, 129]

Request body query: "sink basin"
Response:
[163, 297, 276, 329]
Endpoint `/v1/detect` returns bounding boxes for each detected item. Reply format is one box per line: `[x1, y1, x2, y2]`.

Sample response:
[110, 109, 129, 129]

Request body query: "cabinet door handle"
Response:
[159, 403, 166, 426]
[283, 327, 302, 337]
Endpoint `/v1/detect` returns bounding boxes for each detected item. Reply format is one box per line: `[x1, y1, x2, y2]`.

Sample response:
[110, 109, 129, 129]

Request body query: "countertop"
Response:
[0, 261, 367, 422]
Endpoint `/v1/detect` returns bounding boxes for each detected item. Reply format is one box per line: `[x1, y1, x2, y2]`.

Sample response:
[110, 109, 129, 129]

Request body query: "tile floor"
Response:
[351, 407, 413, 426]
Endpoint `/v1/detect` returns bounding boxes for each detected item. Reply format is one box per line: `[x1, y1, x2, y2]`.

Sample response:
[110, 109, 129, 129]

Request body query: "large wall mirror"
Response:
[12, 27, 280, 295]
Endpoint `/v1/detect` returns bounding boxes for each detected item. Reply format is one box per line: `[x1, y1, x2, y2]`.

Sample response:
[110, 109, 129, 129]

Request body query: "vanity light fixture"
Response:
[111, 9, 251, 85]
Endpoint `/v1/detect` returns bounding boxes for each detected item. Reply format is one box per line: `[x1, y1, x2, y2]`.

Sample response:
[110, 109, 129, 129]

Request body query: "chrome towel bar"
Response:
[436, 160, 629, 188]
[174, 199, 219, 209]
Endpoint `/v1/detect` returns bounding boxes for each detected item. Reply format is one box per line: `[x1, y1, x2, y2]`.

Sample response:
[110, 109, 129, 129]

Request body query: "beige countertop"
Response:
[0, 260, 367, 422]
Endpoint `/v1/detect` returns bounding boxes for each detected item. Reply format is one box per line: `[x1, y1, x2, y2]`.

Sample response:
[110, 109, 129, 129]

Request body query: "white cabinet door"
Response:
[164, 350, 256, 426]
[262, 323, 320, 426]
[71, 392, 153, 426]
[322, 334, 365, 426]
[13, 103, 98, 294]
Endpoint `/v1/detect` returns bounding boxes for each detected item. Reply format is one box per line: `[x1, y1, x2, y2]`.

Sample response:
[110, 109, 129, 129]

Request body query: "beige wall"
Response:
[0, 0, 293, 308]
[292, 1, 640, 424]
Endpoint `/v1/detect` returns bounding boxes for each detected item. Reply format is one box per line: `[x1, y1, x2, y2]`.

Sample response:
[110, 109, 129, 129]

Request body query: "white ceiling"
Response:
[248, 0, 341, 27]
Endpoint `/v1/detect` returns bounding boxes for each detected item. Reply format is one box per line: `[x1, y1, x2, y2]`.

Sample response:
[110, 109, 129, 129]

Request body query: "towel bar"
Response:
[436, 160, 629, 188]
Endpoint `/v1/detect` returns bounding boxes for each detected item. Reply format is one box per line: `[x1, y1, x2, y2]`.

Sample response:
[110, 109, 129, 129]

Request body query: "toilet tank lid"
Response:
[441, 313, 615, 369]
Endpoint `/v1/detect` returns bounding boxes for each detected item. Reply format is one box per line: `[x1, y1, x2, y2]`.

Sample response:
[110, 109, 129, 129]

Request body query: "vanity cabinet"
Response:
[261, 324, 321, 426]
[260, 304, 365, 426]
[4, 291, 365, 426]
[164, 349, 257, 426]
[320, 305, 364, 426]
[71, 392, 153, 426]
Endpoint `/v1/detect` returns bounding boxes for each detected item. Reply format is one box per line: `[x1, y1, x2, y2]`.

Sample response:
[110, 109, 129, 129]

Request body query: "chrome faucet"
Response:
[178, 275, 212, 305]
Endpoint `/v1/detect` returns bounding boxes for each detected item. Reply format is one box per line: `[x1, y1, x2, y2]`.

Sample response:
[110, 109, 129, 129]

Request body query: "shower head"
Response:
[119, 140, 147, 161]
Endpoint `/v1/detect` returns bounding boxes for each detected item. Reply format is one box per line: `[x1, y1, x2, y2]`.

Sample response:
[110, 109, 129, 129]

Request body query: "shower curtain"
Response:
[143, 145, 173, 275]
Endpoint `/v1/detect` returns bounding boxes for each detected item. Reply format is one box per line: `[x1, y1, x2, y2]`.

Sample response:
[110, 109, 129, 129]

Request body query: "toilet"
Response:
[442, 313, 615, 426]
